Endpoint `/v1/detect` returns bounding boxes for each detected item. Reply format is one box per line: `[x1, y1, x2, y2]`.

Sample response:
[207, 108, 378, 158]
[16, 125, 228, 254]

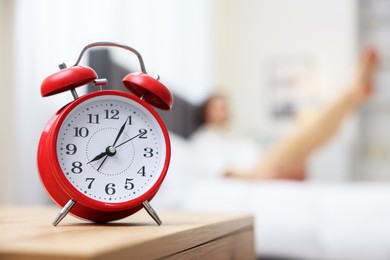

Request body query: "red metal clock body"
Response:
[37, 42, 173, 225]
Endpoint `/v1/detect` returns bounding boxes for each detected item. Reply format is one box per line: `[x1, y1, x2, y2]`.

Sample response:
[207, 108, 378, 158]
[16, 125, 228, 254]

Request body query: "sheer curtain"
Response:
[0, 0, 15, 203]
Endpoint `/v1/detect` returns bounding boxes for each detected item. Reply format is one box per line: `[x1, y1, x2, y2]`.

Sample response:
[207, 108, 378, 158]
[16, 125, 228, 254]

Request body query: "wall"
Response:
[212, 0, 358, 135]
[0, 0, 15, 203]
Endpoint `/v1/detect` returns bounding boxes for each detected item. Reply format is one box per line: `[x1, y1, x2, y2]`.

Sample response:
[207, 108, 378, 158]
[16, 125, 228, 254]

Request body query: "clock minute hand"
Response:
[113, 117, 128, 146]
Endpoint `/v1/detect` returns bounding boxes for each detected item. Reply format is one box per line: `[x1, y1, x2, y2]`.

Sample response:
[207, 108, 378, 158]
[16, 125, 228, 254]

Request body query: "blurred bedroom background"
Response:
[2, 0, 390, 204]
[3, 0, 390, 259]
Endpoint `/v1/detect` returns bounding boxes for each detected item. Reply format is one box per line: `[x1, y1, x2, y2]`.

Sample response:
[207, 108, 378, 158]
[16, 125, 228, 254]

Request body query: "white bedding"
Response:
[153, 133, 390, 259]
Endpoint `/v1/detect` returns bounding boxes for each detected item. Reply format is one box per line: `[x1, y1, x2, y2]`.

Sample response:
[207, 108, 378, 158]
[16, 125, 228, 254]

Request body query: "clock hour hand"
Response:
[88, 146, 117, 168]
[87, 151, 107, 164]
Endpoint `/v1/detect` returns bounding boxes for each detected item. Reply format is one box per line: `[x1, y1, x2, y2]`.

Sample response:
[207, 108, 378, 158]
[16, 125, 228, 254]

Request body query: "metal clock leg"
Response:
[52, 199, 76, 226]
[142, 200, 162, 225]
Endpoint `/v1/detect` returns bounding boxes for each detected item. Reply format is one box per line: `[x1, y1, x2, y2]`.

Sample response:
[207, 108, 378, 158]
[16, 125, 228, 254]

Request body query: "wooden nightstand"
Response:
[0, 206, 255, 259]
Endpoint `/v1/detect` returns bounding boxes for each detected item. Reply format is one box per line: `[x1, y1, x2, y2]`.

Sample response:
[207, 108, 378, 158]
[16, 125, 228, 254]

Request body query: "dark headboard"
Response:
[88, 49, 202, 138]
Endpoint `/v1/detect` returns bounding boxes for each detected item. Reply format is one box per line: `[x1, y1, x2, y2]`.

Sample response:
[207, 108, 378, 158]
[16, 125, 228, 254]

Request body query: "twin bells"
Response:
[41, 42, 173, 111]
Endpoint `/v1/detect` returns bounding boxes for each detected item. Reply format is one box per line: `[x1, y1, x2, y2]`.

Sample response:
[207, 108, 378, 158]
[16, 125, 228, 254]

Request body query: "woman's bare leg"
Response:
[227, 49, 378, 180]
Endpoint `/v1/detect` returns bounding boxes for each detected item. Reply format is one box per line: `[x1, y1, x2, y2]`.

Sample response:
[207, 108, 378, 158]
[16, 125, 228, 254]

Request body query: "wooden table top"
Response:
[0, 206, 254, 260]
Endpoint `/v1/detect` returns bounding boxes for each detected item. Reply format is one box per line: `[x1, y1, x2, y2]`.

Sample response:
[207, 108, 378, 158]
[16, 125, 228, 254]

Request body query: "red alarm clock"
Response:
[37, 42, 173, 226]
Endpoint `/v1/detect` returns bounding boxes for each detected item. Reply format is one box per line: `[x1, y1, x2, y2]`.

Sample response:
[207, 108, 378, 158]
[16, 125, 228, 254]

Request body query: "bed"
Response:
[89, 49, 390, 260]
[153, 133, 390, 260]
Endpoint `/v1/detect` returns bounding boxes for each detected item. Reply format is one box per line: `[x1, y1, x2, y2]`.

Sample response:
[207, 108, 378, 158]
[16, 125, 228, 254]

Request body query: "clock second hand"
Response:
[96, 155, 109, 171]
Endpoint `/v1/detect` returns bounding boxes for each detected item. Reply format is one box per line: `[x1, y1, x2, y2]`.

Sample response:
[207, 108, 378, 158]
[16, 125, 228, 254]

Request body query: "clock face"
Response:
[56, 94, 168, 203]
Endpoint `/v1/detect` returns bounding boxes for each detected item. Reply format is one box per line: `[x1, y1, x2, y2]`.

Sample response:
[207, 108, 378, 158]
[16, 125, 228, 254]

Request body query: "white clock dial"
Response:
[56, 94, 167, 203]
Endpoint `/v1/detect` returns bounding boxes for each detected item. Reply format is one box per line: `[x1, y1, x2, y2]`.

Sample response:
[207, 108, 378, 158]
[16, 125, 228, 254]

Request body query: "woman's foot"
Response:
[352, 48, 378, 105]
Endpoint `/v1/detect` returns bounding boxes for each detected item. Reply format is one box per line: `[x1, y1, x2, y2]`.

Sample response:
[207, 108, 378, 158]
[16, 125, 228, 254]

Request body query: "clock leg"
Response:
[142, 200, 162, 225]
[52, 199, 76, 226]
